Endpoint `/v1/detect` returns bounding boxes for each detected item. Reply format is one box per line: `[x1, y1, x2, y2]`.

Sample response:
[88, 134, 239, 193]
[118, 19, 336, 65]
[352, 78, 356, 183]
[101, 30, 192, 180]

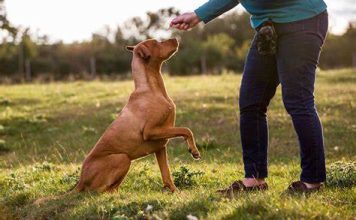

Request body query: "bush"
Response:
[0, 139, 10, 154]
[172, 166, 204, 188]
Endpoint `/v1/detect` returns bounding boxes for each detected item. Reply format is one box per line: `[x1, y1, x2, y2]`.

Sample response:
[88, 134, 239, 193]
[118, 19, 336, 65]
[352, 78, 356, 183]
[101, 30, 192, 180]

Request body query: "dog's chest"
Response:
[150, 96, 175, 114]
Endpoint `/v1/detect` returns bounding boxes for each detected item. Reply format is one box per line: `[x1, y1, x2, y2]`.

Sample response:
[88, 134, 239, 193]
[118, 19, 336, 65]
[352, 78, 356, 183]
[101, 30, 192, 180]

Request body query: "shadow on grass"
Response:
[24, 193, 92, 220]
[221, 200, 326, 220]
[107, 199, 167, 219]
[0, 97, 43, 107]
[169, 196, 216, 220]
[23, 194, 167, 219]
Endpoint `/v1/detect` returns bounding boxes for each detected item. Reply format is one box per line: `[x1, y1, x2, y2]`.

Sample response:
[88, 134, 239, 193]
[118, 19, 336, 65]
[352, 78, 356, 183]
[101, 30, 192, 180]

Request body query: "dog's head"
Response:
[126, 38, 179, 62]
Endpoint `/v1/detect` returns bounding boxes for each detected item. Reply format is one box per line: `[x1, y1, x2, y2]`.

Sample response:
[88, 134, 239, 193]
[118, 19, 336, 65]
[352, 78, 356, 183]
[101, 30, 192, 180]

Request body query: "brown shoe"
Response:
[217, 180, 268, 195]
[286, 181, 322, 194]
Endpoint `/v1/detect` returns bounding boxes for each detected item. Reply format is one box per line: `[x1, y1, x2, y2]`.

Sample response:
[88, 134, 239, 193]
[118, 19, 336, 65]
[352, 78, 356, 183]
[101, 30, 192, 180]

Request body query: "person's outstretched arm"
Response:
[170, 0, 239, 30]
[195, 0, 239, 23]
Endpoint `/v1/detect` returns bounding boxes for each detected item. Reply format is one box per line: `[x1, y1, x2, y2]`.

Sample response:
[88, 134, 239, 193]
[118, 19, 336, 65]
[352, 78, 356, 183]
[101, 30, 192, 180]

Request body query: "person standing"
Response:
[170, 0, 328, 193]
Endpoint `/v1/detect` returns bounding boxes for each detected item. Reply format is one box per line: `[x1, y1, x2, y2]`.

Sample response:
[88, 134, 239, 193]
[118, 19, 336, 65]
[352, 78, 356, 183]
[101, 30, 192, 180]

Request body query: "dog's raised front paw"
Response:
[189, 149, 201, 160]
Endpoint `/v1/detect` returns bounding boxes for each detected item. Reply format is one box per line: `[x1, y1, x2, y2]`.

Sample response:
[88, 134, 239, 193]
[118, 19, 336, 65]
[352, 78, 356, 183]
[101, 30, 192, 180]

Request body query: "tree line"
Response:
[0, 2, 355, 82]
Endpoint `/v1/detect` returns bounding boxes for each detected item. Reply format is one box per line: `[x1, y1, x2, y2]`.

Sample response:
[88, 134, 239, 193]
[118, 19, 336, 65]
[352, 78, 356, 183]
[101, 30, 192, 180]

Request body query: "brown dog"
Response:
[34, 39, 200, 205]
[72, 38, 200, 193]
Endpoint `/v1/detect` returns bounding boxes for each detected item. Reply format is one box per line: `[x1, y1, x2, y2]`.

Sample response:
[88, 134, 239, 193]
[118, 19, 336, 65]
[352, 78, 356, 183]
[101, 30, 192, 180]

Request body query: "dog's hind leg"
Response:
[77, 153, 131, 192]
[106, 154, 131, 192]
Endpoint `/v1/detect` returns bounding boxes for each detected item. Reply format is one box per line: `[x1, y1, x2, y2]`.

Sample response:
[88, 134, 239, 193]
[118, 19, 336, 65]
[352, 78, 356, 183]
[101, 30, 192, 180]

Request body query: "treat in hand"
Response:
[170, 12, 201, 30]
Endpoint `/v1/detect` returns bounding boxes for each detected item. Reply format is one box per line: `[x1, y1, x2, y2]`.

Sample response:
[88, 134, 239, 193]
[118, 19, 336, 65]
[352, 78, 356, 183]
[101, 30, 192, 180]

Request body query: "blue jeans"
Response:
[239, 11, 328, 183]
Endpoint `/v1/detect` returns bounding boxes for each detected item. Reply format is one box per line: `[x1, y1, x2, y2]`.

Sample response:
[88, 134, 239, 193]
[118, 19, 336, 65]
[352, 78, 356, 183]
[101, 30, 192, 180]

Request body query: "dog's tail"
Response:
[33, 180, 80, 206]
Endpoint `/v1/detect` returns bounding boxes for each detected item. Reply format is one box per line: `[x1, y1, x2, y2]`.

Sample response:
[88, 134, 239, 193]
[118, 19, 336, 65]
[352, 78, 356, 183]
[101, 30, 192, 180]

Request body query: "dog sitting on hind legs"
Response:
[34, 38, 201, 205]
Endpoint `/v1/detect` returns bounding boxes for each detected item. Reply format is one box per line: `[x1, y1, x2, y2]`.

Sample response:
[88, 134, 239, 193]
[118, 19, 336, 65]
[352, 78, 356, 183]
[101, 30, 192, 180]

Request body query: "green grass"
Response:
[0, 69, 355, 219]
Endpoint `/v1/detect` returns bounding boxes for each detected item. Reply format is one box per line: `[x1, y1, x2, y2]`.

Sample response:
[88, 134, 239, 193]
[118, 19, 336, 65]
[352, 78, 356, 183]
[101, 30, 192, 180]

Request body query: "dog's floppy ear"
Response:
[135, 44, 151, 60]
[126, 46, 135, 52]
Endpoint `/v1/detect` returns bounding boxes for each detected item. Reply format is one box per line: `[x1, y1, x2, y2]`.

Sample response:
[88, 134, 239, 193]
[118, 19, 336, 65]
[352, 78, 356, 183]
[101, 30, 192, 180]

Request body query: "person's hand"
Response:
[170, 12, 201, 31]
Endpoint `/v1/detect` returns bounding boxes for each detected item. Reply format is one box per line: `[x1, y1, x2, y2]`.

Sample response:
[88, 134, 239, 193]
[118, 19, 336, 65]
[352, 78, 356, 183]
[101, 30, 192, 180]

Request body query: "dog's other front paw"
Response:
[189, 149, 201, 160]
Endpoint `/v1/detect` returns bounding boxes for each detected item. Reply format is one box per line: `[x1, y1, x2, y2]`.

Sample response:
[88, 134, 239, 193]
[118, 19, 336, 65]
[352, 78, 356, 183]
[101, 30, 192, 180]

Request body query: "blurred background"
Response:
[0, 0, 355, 83]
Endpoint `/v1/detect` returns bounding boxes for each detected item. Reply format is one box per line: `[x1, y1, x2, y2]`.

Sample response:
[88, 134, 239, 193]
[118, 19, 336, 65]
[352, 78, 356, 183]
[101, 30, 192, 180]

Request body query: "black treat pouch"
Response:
[256, 20, 277, 55]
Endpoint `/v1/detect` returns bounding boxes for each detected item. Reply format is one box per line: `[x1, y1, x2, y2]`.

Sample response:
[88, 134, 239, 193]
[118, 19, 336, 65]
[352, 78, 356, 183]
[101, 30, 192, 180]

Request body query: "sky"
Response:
[4, 0, 356, 43]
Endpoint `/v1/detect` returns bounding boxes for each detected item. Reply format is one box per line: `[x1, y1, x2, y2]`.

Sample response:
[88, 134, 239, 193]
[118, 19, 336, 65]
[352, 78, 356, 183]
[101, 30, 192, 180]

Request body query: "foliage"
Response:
[320, 24, 356, 69]
[0, 0, 16, 36]
[172, 166, 204, 188]
[0, 139, 9, 154]
[1, 7, 355, 81]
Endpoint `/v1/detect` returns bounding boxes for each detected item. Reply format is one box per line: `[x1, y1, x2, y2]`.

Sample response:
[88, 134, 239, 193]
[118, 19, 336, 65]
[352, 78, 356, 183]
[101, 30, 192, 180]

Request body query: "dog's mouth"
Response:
[169, 38, 179, 47]
[165, 39, 179, 59]
[165, 48, 178, 60]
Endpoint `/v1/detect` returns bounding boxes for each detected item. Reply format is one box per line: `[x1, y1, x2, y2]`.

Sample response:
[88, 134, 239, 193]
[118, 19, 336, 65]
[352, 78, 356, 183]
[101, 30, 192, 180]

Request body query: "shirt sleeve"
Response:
[194, 0, 239, 24]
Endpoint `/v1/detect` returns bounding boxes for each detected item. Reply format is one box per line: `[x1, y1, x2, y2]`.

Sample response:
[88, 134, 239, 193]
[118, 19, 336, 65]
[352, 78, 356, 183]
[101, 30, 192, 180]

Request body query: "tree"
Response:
[122, 7, 180, 41]
[169, 12, 254, 74]
[201, 33, 235, 73]
[0, 7, 355, 81]
[0, 0, 16, 38]
[19, 28, 38, 81]
[320, 23, 356, 69]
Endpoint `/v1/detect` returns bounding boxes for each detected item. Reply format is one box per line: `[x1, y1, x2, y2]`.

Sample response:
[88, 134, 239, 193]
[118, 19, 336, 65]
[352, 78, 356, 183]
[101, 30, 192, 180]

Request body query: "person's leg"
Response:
[239, 35, 279, 186]
[275, 11, 328, 187]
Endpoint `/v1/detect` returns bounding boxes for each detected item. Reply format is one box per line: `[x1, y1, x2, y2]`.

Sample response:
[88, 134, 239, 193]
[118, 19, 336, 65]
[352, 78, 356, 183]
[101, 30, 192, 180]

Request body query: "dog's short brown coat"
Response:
[73, 38, 201, 193]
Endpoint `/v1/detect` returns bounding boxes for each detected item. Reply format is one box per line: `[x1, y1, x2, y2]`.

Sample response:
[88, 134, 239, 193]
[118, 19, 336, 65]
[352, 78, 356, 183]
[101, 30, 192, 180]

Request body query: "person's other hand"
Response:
[170, 12, 201, 31]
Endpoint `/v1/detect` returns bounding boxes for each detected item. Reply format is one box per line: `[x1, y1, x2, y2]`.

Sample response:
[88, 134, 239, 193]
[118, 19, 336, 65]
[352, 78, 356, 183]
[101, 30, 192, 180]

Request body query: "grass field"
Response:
[0, 69, 355, 219]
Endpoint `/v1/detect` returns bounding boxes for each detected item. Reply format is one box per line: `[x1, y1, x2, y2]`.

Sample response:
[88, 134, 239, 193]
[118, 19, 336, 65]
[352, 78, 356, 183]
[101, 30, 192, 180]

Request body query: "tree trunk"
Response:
[90, 57, 96, 79]
[200, 55, 207, 75]
[18, 43, 24, 75]
[25, 58, 31, 82]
